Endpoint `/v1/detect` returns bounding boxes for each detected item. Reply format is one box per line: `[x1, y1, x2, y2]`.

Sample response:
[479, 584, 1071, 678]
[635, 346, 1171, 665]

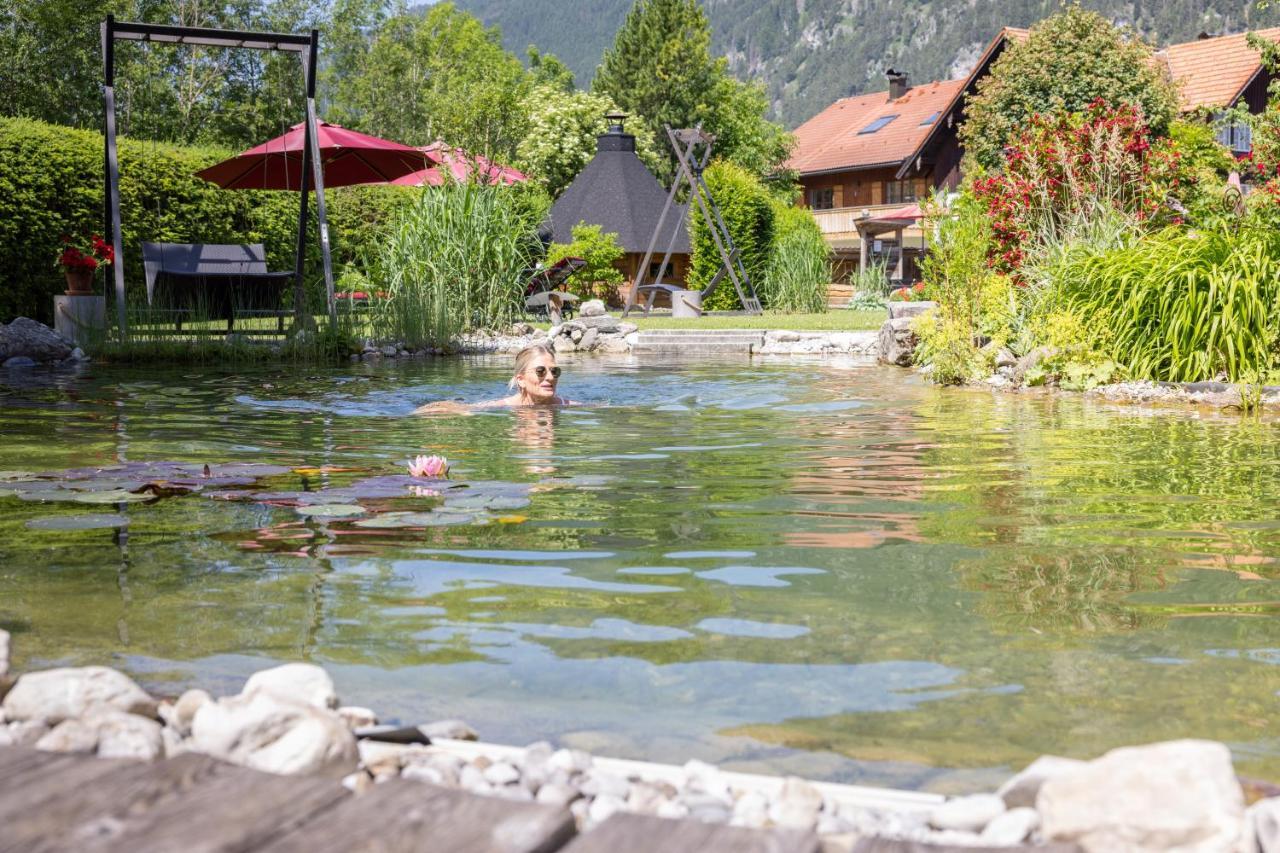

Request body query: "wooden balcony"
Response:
[810, 204, 924, 238]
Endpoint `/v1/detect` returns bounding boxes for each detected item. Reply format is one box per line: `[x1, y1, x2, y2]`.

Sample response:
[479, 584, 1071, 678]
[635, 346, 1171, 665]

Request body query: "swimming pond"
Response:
[2, 355, 1279, 792]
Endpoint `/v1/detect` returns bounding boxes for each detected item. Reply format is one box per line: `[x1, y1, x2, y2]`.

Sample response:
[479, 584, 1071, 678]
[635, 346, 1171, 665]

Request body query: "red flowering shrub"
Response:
[56, 234, 113, 272]
[971, 100, 1181, 278]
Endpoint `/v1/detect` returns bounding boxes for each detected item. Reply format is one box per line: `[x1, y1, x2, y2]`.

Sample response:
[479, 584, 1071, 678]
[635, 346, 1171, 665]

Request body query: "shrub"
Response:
[0, 117, 412, 324]
[912, 313, 984, 386]
[761, 204, 829, 313]
[689, 160, 774, 310]
[370, 180, 542, 348]
[920, 189, 994, 333]
[546, 222, 624, 301]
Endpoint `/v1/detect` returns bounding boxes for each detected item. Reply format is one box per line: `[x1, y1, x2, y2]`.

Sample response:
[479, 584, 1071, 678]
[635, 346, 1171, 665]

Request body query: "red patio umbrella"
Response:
[876, 203, 924, 222]
[196, 121, 428, 189]
[391, 143, 527, 187]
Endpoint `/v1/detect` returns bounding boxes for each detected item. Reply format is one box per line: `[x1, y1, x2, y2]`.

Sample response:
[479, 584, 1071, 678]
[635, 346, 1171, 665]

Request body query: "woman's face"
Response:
[517, 352, 559, 403]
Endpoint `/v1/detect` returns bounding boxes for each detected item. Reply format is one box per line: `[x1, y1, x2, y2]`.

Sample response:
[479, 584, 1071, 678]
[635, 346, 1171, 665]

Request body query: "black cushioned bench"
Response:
[141, 242, 294, 334]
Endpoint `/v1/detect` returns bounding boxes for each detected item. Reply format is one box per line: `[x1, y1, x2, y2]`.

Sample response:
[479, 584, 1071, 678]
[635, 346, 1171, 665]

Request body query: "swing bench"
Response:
[141, 242, 295, 334]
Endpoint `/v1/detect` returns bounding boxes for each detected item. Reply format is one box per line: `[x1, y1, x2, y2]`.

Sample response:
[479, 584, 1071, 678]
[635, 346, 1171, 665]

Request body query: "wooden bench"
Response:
[141, 242, 295, 334]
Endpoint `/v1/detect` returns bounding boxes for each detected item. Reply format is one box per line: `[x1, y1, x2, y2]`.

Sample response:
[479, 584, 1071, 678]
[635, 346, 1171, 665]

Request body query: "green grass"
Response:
[538, 310, 886, 332]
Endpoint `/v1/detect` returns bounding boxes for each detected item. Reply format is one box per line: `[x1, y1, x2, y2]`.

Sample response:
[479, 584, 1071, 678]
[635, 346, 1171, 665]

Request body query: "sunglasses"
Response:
[530, 366, 561, 379]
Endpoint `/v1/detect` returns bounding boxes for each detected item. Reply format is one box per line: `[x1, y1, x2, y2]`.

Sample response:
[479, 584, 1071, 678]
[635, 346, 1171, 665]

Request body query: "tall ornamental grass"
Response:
[371, 181, 544, 347]
[1058, 224, 1280, 382]
[762, 205, 830, 314]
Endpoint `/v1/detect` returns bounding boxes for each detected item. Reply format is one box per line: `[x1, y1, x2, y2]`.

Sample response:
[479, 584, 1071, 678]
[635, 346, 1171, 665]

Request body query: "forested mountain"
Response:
[455, 0, 1280, 128]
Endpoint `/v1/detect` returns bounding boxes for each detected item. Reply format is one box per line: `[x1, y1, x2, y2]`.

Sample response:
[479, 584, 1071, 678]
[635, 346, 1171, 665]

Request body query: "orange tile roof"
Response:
[1158, 28, 1280, 111]
[786, 78, 966, 175]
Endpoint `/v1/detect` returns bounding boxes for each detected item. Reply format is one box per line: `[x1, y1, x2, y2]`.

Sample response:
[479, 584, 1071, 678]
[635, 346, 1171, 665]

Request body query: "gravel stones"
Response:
[2, 666, 155, 724]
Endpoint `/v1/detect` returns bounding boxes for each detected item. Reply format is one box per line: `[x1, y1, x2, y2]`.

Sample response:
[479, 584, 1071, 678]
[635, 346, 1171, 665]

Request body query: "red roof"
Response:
[1156, 28, 1280, 111]
[786, 78, 966, 176]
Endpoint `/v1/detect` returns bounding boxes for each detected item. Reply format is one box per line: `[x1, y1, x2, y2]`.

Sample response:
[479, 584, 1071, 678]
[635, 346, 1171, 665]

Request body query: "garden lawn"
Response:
[540, 310, 886, 332]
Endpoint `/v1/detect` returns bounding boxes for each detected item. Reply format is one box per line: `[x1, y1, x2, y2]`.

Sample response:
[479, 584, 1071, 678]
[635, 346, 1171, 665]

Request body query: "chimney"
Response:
[886, 68, 909, 101]
[597, 111, 636, 153]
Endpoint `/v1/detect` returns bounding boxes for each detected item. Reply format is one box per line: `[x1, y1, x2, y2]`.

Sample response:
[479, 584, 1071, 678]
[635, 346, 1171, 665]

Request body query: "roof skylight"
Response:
[920, 111, 940, 125]
[857, 115, 898, 134]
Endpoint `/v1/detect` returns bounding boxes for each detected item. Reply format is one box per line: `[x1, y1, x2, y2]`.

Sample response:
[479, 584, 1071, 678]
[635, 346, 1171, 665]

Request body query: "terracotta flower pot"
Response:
[64, 268, 94, 295]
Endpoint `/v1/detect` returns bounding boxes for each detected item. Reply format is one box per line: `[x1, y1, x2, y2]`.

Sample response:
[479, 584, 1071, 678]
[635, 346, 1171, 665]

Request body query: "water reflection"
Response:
[3, 358, 1280, 790]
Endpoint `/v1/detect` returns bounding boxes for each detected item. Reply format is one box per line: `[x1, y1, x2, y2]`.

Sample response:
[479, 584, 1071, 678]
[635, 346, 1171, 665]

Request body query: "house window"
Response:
[1215, 120, 1252, 155]
[858, 115, 899, 134]
[649, 260, 675, 281]
[884, 180, 917, 204]
[809, 187, 835, 210]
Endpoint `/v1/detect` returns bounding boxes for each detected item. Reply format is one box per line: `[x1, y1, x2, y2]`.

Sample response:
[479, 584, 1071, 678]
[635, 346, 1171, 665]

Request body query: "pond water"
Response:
[2, 355, 1280, 792]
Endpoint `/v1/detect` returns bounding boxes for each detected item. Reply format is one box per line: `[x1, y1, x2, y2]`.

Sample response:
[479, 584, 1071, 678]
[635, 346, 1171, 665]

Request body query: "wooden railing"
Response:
[810, 204, 923, 237]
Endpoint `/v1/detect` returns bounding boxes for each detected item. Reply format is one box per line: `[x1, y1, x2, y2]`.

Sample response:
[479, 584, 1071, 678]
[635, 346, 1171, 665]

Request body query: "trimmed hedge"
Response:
[0, 118, 413, 323]
[688, 160, 774, 311]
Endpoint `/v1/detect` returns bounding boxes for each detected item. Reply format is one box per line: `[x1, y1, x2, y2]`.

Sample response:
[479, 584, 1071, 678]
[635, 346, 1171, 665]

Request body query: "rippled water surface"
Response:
[3, 355, 1280, 791]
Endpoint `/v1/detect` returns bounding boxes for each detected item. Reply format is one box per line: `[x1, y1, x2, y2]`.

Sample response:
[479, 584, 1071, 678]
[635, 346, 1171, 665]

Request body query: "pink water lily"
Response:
[408, 454, 449, 479]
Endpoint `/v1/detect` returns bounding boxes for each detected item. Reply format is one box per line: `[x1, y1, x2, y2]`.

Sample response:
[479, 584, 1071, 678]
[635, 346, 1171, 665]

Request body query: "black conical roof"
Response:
[546, 125, 690, 254]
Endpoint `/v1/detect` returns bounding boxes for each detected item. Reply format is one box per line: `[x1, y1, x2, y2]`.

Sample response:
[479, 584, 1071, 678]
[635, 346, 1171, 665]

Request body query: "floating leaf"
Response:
[399, 512, 476, 527]
[353, 512, 419, 529]
[295, 504, 366, 518]
[71, 490, 155, 505]
[0, 471, 38, 482]
[26, 513, 129, 531]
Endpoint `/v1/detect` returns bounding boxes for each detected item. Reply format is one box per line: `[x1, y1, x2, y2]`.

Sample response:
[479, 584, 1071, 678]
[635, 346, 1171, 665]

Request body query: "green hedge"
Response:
[688, 160, 774, 311]
[0, 117, 413, 324]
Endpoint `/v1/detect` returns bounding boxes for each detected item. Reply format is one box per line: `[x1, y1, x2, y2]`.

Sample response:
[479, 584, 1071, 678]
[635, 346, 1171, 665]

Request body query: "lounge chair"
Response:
[141, 242, 294, 333]
[524, 257, 585, 325]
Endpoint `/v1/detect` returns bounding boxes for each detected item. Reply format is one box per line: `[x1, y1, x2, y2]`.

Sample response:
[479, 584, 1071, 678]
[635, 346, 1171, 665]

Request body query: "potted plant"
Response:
[56, 234, 113, 295]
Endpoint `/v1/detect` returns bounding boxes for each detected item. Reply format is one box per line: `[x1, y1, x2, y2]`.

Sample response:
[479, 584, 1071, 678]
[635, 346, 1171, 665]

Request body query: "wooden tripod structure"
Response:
[102, 17, 335, 338]
[625, 126, 762, 316]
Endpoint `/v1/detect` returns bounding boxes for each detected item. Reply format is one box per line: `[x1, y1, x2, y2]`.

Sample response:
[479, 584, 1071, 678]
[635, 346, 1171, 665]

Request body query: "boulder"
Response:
[1013, 346, 1057, 385]
[929, 793, 1005, 832]
[980, 807, 1039, 845]
[617, 322, 638, 336]
[1250, 797, 1280, 853]
[1038, 739, 1246, 853]
[3, 356, 35, 369]
[579, 299, 607, 317]
[768, 776, 824, 829]
[579, 328, 599, 351]
[576, 314, 620, 333]
[90, 709, 164, 760]
[997, 754, 1086, 809]
[420, 719, 478, 741]
[2, 666, 154, 724]
[36, 719, 99, 753]
[877, 318, 917, 367]
[337, 706, 378, 729]
[0, 317, 74, 362]
[595, 335, 630, 354]
[887, 300, 937, 320]
[171, 688, 212, 735]
[241, 662, 338, 710]
[189, 690, 357, 775]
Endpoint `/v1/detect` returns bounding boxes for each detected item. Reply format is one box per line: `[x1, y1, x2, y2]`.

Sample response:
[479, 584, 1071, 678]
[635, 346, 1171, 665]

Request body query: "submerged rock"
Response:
[2, 666, 154, 724]
[1038, 739, 1246, 852]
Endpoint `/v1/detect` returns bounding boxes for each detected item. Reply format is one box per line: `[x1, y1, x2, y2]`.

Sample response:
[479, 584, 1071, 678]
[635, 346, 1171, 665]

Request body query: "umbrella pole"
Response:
[303, 30, 336, 326]
[102, 16, 127, 340]
[293, 131, 311, 324]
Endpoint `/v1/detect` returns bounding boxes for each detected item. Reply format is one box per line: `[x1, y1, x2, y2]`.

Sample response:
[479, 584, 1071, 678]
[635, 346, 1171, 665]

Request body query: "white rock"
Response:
[8, 719, 49, 745]
[582, 769, 631, 800]
[337, 706, 378, 729]
[997, 754, 1086, 808]
[537, 782, 579, 806]
[1250, 797, 1280, 853]
[980, 807, 1039, 846]
[587, 793, 625, 827]
[2, 666, 153, 724]
[171, 689, 212, 735]
[1038, 739, 1246, 853]
[36, 719, 98, 753]
[617, 322, 638, 336]
[930, 793, 1006, 833]
[547, 748, 593, 774]
[459, 763, 488, 792]
[0, 725, 15, 747]
[402, 764, 445, 785]
[420, 719, 478, 741]
[769, 776, 824, 830]
[579, 327, 599, 351]
[91, 710, 164, 760]
[241, 663, 337, 710]
[731, 791, 770, 828]
[627, 781, 670, 815]
[161, 726, 185, 758]
[0, 629, 9, 679]
[342, 771, 374, 794]
[579, 299, 607, 317]
[484, 761, 521, 786]
[189, 690, 356, 775]
[656, 799, 690, 820]
[683, 759, 732, 801]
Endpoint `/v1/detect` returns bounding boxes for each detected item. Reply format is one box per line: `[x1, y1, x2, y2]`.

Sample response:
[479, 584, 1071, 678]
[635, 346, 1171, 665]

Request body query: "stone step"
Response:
[632, 341, 759, 353]
[634, 332, 764, 342]
[635, 337, 763, 347]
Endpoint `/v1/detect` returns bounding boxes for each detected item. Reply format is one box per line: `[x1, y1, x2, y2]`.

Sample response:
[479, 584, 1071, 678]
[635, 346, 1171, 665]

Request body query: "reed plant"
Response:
[762, 206, 831, 314]
[370, 181, 544, 348]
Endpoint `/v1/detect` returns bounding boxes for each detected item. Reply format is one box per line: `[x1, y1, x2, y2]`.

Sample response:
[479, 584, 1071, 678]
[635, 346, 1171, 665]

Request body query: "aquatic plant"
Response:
[408, 455, 450, 479]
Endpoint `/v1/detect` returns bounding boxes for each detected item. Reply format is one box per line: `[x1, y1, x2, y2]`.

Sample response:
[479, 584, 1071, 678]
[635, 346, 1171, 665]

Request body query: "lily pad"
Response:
[26, 513, 129, 531]
[353, 512, 419, 529]
[295, 504, 366, 518]
[0, 471, 38, 482]
[401, 511, 477, 526]
[71, 490, 155, 505]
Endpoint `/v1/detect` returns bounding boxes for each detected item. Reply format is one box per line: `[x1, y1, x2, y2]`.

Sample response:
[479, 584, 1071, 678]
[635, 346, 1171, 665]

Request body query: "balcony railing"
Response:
[810, 204, 924, 237]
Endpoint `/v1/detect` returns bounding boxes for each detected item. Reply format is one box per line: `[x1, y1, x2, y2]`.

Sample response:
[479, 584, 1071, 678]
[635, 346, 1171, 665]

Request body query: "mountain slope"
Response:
[455, 0, 1280, 128]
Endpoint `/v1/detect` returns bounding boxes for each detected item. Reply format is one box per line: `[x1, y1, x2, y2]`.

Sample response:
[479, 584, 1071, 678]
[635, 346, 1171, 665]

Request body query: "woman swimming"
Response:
[414, 343, 576, 414]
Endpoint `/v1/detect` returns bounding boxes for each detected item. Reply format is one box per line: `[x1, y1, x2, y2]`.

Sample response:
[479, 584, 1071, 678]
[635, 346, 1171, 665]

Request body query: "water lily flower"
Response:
[408, 454, 449, 479]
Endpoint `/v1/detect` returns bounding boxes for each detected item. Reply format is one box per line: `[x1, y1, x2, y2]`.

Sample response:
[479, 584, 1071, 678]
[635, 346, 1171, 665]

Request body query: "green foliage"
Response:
[334, 2, 531, 158]
[1164, 120, 1235, 221]
[527, 47, 576, 92]
[515, 86, 661, 197]
[911, 313, 984, 385]
[591, 0, 790, 180]
[1053, 223, 1280, 382]
[546, 222, 625, 300]
[920, 190, 994, 335]
[369, 180, 542, 347]
[0, 117, 411, 323]
[688, 161, 774, 310]
[761, 204, 829, 314]
[960, 6, 1179, 172]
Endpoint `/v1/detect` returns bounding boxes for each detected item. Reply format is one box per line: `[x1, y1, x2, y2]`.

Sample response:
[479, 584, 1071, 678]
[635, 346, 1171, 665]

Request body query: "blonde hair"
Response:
[508, 343, 557, 390]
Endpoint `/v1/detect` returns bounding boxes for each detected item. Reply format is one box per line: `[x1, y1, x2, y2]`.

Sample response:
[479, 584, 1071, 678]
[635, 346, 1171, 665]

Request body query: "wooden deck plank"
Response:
[4, 753, 229, 853]
[64, 757, 349, 853]
[0, 746, 73, 781]
[267, 780, 577, 853]
[561, 812, 821, 853]
[852, 840, 1083, 853]
[0, 749, 138, 824]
